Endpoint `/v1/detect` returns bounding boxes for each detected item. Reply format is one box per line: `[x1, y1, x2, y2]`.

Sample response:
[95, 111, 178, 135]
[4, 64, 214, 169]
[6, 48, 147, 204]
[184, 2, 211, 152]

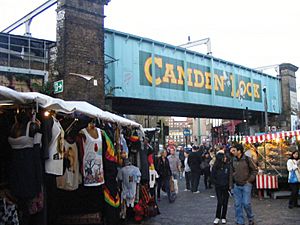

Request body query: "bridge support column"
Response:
[278, 63, 298, 131]
[50, 0, 110, 108]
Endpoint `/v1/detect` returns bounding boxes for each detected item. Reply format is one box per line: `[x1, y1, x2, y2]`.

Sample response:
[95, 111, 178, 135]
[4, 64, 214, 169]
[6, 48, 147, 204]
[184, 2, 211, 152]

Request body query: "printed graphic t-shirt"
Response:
[57, 140, 82, 190]
[81, 128, 105, 186]
[149, 169, 159, 188]
[117, 165, 141, 207]
[45, 117, 65, 175]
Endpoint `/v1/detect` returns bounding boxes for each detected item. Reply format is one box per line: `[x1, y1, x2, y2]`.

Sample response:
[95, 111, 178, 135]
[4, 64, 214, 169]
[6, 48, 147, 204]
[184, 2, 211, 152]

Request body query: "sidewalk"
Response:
[130, 178, 300, 225]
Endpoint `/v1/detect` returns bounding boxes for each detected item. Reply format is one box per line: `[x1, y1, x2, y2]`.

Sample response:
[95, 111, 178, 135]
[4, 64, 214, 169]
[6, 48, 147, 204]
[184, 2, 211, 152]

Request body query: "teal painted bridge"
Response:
[104, 29, 281, 119]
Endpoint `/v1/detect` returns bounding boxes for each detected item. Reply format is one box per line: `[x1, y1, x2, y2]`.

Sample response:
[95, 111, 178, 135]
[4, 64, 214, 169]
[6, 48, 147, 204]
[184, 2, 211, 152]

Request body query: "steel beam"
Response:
[0, 66, 48, 77]
[1, 0, 57, 34]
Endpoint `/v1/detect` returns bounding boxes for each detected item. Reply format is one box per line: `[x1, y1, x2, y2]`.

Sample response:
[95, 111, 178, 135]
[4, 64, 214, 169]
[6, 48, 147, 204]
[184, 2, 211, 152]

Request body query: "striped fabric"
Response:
[256, 174, 278, 189]
[228, 130, 300, 144]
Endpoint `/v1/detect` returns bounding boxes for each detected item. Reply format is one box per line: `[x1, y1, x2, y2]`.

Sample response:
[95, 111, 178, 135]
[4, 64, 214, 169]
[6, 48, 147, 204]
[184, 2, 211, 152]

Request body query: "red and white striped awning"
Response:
[256, 174, 278, 189]
[229, 130, 300, 143]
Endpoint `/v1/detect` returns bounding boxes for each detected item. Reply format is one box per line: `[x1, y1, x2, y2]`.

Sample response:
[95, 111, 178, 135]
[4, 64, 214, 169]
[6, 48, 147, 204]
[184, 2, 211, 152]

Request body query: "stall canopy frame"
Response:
[0, 85, 142, 129]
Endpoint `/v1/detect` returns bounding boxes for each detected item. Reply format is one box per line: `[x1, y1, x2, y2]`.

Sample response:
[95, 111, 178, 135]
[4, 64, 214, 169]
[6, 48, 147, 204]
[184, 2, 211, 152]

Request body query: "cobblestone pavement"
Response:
[129, 179, 300, 225]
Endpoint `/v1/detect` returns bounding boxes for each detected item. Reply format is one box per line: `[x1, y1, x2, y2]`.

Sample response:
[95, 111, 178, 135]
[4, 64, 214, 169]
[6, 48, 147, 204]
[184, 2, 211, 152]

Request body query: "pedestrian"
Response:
[188, 145, 202, 193]
[184, 150, 192, 191]
[209, 148, 216, 170]
[167, 148, 181, 194]
[211, 151, 231, 224]
[230, 144, 258, 225]
[202, 151, 212, 189]
[156, 150, 172, 202]
[179, 146, 185, 179]
[287, 149, 300, 209]
[167, 148, 181, 180]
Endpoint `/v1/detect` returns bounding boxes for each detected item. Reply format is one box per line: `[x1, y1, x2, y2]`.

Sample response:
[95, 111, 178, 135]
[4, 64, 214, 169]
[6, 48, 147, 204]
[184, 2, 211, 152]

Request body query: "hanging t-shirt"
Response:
[8, 121, 42, 199]
[81, 128, 104, 186]
[45, 117, 65, 175]
[57, 140, 82, 190]
[120, 134, 128, 154]
[139, 144, 150, 181]
[117, 165, 141, 207]
[149, 169, 159, 188]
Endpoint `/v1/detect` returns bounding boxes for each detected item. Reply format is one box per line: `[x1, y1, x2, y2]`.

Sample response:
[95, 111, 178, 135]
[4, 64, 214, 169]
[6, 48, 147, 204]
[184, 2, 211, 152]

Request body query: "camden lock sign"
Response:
[139, 51, 262, 102]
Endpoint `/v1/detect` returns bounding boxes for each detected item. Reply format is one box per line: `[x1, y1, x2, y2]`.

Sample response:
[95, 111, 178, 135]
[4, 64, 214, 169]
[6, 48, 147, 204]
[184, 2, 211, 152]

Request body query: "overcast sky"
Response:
[1, 0, 300, 98]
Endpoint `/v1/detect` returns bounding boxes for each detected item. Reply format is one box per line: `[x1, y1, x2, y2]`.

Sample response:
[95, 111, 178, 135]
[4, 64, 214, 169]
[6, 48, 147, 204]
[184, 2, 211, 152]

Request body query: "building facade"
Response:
[166, 117, 193, 145]
[0, 33, 54, 92]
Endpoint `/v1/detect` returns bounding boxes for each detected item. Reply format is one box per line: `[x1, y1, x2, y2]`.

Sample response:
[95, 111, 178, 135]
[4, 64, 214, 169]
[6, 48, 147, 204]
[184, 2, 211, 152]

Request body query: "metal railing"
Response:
[0, 33, 51, 72]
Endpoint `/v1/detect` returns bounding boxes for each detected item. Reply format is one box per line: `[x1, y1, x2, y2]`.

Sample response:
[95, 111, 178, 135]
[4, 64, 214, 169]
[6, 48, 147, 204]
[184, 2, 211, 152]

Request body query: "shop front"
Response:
[229, 131, 300, 197]
[0, 86, 159, 225]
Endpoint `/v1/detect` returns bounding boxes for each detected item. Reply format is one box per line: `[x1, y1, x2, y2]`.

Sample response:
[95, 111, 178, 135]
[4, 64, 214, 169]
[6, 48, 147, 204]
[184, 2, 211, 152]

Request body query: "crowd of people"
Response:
[154, 142, 300, 225]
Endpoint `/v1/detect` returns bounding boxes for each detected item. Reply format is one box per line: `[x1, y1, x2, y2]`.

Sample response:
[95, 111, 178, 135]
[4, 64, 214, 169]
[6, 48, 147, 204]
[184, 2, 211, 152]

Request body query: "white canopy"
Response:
[0, 86, 142, 128]
[0, 86, 72, 112]
[0, 86, 36, 104]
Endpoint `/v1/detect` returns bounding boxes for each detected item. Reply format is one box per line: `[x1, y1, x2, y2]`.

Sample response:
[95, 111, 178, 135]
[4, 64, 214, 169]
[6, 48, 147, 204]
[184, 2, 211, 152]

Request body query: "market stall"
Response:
[229, 131, 299, 197]
[229, 131, 299, 176]
[0, 86, 158, 225]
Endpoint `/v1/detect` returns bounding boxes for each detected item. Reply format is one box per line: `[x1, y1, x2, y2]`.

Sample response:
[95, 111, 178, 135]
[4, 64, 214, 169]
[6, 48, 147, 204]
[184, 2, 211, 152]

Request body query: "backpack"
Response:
[144, 197, 160, 217]
[139, 185, 160, 218]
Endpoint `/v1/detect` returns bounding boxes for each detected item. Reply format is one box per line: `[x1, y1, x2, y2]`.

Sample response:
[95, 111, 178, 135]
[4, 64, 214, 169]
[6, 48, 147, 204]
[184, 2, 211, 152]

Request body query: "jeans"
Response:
[157, 177, 171, 201]
[172, 172, 179, 180]
[233, 183, 254, 224]
[215, 186, 229, 219]
[203, 167, 211, 188]
[185, 171, 191, 190]
[289, 183, 299, 207]
[191, 171, 201, 192]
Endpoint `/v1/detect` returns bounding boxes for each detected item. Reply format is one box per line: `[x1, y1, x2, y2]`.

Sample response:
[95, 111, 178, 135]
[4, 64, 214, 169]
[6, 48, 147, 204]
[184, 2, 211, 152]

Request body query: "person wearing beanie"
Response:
[230, 144, 258, 225]
[211, 152, 231, 224]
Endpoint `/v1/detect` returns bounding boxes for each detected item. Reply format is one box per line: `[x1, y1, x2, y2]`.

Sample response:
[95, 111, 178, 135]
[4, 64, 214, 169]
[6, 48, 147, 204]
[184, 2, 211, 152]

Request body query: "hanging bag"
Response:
[289, 170, 298, 183]
[173, 178, 178, 194]
[288, 160, 299, 184]
[169, 176, 175, 193]
[28, 189, 44, 215]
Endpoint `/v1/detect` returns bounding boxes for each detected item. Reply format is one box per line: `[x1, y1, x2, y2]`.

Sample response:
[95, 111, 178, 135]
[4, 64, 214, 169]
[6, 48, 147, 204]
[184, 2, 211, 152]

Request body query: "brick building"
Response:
[0, 0, 110, 108]
[166, 117, 193, 145]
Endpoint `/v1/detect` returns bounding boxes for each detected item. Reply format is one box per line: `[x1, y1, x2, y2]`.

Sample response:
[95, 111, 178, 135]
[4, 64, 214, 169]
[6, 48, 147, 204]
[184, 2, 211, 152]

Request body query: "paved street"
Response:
[131, 179, 300, 225]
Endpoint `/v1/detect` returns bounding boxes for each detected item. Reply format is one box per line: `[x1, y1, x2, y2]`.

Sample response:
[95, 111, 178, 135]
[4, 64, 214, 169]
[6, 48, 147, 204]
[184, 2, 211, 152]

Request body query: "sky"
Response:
[1, 0, 300, 98]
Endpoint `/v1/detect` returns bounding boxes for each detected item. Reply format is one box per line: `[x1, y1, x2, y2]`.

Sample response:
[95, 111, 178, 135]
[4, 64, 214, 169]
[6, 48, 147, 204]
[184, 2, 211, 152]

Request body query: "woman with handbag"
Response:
[287, 150, 300, 209]
[156, 150, 172, 203]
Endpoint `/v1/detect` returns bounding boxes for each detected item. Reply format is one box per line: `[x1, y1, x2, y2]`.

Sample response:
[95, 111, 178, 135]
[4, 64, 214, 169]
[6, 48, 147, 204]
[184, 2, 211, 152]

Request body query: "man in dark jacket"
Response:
[230, 144, 258, 225]
[188, 145, 202, 193]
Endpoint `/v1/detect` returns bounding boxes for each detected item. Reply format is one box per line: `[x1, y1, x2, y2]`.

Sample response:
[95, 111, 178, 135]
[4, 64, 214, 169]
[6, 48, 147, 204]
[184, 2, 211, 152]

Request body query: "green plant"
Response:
[31, 82, 53, 96]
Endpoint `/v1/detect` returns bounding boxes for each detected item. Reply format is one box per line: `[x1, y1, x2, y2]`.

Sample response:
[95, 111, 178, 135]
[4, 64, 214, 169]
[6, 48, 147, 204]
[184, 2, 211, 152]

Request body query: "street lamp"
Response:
[263, 86, 268, 133]
[263, 86, 268, 170]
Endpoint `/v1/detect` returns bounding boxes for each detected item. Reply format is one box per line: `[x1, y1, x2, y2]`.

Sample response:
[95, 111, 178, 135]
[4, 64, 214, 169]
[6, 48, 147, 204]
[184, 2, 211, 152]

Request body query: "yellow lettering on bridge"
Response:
[194, 69, 205, 88]
[143, 56, 261, 101]
[162, 64, 177, 84]
[144, 56, 162, 85]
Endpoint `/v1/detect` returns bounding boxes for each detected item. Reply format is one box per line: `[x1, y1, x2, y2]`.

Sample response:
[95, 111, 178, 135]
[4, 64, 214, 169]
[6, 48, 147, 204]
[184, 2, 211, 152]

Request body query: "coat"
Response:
[287, 159, 300, 183]
[232, 155, 258, 186]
